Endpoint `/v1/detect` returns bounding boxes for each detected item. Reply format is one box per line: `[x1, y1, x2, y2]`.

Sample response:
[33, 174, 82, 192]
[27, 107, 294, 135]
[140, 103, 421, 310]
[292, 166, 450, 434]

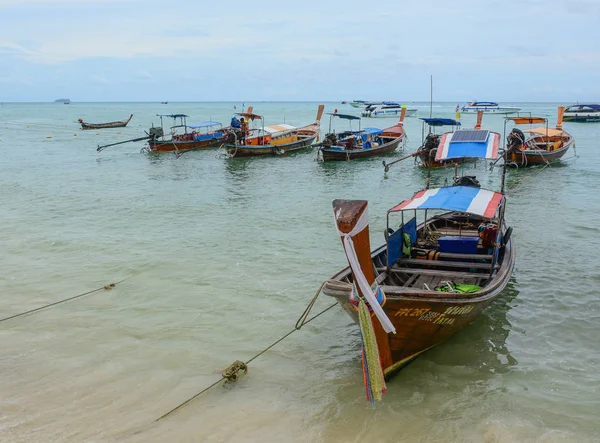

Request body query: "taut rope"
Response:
[154, 280, 339, 422]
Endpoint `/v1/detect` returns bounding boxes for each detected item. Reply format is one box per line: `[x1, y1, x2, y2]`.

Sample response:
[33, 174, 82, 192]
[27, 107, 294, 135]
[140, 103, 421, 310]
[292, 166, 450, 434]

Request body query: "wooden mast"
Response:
[475, 110, 483, 129]
[332, 199, 393, 370]
[315, 104, 325, 123]
[556, 106, 565, 129]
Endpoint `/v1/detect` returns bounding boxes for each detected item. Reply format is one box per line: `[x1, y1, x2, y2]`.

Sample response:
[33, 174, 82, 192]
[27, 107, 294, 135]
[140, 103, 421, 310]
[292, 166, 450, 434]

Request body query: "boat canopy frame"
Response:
[327, 112, 361, 133]
[502, 113, 551, 147]
[156, 113, 190, 135]
[420, 117, 462, 143]
[384, 185, 507, 276]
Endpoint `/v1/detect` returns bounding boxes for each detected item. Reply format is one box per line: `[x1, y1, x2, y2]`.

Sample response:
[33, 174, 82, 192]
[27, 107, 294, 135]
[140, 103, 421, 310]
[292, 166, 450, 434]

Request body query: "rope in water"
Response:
[154, 280, 340, 422]
[0, 120, 76, 130]
[0, 277, 131, 324]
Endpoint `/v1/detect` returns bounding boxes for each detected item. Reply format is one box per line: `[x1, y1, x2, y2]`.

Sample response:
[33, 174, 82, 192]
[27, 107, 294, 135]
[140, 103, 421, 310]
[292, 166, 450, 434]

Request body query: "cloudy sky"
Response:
[1, 0, 599, 102]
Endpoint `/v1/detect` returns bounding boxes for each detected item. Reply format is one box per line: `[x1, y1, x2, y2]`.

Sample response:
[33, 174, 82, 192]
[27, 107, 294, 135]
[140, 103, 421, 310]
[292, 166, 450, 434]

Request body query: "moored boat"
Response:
[563, 103, 600, 122]
[414, 111, 500, 169]
[148, 117, 234, 153]
[461, 101, 521, 114]
[504, 106, 574, 167]
[225, 105, 324, 158]
[318, 108, 407, 161]
[78, 114, 133, 130]
[96, 111, 250, 154]
[322, 150, 514, 395]
[349, 100, 372, 108]
[361, 102, 417, 118]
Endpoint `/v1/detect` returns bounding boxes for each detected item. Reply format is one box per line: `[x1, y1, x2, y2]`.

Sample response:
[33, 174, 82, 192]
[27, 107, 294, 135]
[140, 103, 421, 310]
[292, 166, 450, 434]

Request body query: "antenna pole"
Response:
[429, 75, 433, 119]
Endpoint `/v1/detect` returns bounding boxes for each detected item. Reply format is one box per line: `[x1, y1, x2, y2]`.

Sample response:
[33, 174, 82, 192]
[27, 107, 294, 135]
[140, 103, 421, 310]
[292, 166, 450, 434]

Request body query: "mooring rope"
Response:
[0, 276, 131, 324]
[154, 280, 340, 422]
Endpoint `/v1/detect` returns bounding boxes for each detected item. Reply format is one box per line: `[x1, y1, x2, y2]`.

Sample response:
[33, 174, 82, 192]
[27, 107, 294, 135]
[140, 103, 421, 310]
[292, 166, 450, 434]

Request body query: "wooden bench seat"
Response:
[397, 258, 493, 270]
[382, 267, 488, 279]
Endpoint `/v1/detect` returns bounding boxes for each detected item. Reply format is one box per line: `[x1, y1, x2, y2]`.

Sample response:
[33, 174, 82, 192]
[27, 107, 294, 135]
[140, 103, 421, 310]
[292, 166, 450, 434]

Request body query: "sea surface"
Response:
[0, 101, 599, 443]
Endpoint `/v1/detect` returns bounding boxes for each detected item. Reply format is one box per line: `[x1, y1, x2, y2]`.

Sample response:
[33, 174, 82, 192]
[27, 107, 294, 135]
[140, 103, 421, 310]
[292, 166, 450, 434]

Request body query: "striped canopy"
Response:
[264, 124, 296, 134]
[435, 130, 501, 161]
[389, 186, 503, 218]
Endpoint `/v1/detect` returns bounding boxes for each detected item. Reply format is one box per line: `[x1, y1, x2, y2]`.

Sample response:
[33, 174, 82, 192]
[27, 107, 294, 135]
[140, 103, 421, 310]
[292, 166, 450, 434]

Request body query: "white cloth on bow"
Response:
[335, 207, 396, 334]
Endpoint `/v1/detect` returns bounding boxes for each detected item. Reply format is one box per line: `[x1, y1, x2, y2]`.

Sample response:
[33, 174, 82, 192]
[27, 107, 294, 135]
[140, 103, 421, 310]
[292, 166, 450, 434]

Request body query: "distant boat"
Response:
[461, 101, 521, 114]
[349, 100, 370, 108]
[161, 101, 168, 104]
[55, 98, 71, 104]
[361, 102, 417, 118]
[78, 114, 133, 130]
[563, 103, 600, 122]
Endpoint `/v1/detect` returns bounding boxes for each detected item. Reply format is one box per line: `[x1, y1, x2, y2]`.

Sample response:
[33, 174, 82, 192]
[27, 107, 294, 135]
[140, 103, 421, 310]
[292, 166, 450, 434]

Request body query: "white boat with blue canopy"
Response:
[563, 103, 600, 122]
[461, 101, 521, 114]
[323, 127, 515, 389]
[362, 102, 418, 118]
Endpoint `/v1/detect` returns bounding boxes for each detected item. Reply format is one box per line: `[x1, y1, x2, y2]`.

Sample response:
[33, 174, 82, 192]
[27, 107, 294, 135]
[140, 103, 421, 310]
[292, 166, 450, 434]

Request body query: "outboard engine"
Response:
[322, 133, 337, 147]
[453, 175, 481, 188]
[424, 133, 439, 151]
[148, 126, 164, 140]
[507, 128, 525, 152]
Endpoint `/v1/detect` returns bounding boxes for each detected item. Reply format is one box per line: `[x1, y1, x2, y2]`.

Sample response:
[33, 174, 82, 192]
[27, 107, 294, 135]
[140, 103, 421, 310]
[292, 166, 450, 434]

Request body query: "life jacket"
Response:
[414, 249, 441, 260]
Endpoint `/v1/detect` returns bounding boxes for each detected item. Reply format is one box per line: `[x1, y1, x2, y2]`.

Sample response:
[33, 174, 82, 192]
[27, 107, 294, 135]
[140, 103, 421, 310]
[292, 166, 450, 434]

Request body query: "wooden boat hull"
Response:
[417, 151, 465, 169]
[321, 136, 401, 161]
[226, 134, 317, 158]
[324, 221, 515, 380]
[148, 135, 229, 153]
[80, 114, 133, 130]
[505, 137, 574, 167]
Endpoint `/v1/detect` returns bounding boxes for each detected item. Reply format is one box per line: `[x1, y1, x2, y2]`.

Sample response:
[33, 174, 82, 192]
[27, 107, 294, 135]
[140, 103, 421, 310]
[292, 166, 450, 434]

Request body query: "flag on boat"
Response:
[389, 186, 503, 218]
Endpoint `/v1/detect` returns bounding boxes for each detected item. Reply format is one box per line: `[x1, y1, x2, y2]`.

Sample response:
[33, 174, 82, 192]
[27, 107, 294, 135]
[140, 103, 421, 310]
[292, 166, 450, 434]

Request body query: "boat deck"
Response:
[374, 220, 499, 294]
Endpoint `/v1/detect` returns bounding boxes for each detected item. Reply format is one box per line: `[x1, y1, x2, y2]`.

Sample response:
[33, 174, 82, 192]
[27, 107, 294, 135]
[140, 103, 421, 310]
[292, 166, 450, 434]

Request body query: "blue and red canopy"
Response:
[435, 130, 501, 161]
[389, 186, 503, 218]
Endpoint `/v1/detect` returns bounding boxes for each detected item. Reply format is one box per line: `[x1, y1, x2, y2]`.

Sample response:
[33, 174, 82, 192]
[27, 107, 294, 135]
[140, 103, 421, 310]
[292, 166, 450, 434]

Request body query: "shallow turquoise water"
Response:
[0, 102, 599, 442]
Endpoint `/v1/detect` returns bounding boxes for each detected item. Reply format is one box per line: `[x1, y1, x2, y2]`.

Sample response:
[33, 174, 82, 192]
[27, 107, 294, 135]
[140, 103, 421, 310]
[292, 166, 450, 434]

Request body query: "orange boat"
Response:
[504, 106, 574, 167]
[225, 105, 324, 158]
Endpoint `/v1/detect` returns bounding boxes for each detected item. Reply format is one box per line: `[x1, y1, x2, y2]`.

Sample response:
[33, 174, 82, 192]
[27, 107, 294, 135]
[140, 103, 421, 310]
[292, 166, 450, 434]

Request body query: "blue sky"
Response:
[1, 0, 599, 102]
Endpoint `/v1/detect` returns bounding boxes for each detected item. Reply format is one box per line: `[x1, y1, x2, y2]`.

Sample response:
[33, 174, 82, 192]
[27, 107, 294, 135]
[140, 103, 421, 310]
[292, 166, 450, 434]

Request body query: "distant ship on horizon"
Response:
[54, 98, 71, 104]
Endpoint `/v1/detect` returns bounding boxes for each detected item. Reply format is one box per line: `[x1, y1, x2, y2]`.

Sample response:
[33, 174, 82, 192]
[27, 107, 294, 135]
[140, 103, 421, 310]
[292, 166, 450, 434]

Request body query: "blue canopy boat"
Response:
[414, 113, 501, 169]
[563, 103, 600, 122]
[323, 128, 515, 395]
[461, 101, 521, 114]
[319, 110, 407, 161]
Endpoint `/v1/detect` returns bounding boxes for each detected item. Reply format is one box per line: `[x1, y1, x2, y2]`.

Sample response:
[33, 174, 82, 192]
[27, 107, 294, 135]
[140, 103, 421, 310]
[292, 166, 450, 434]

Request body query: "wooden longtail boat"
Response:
[415, 111, 500, 169]
[323, 145, 514, 389]
[318, 108, 407, 161]
[146, 112, 251, 153]
[96, 110, 254, 154]
[325, 188, 514, 381]
[414, 117, 462, 168]
[78, 114, 133, 130]
[504, 107, 574, 167]
[225, 105, 324, 158]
